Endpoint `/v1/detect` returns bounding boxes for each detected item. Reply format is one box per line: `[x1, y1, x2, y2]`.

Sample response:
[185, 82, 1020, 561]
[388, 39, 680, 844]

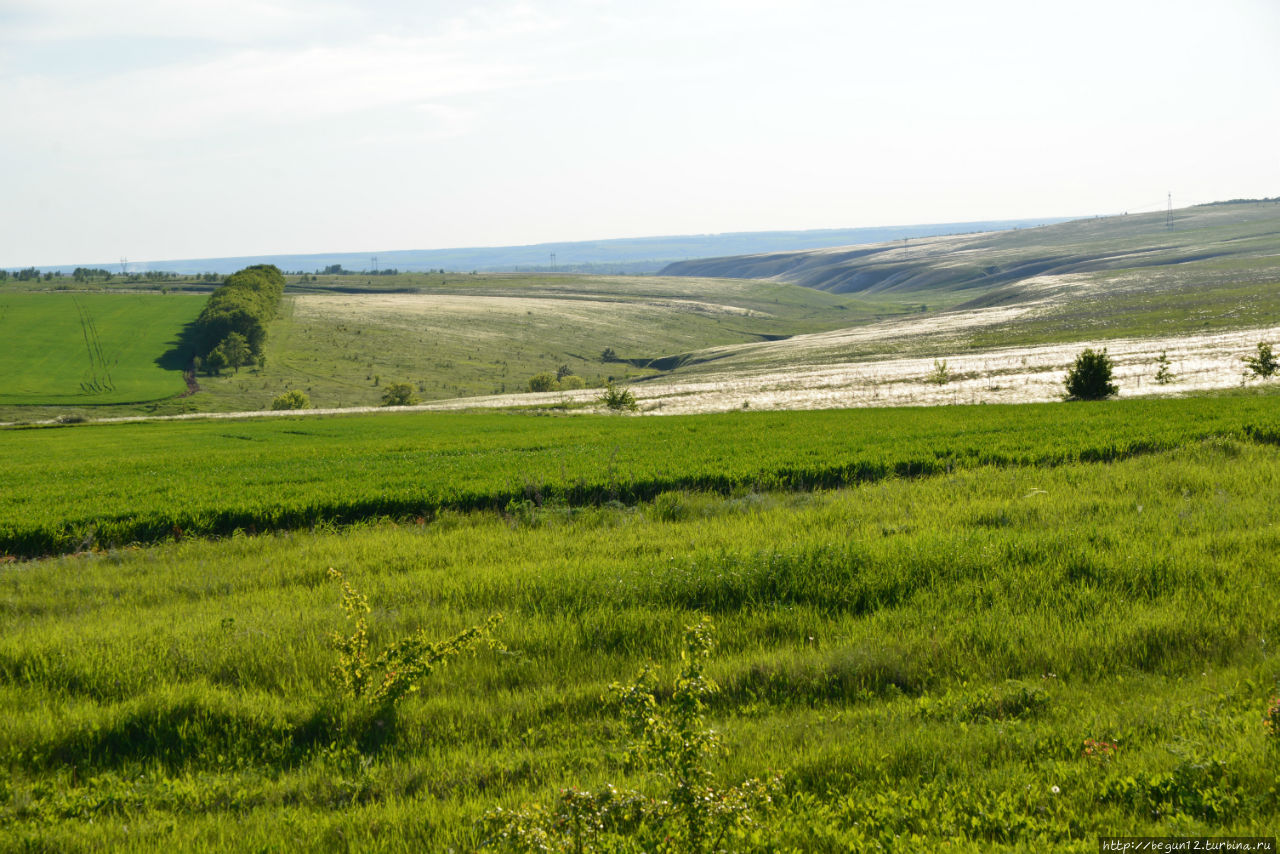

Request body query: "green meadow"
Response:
[2, 396, 1278, 558]
[0, 293, 201, 407]
[1, 407, 1278, 850]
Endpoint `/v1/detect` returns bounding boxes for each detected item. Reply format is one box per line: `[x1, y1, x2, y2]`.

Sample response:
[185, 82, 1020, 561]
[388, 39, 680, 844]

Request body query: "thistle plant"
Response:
[328, 568, 501, 709]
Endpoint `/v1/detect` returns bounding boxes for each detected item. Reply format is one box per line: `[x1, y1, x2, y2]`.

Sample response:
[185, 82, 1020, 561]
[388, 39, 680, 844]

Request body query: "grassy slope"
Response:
[2, 436, 1278, 850]
[0, 293, 202, 405]
[185, 274, 905, 412]
[654, 202, 1280, 373]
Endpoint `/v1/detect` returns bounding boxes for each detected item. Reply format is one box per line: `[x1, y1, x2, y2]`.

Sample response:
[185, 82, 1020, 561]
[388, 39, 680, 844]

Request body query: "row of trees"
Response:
[191, 264, 286, 373]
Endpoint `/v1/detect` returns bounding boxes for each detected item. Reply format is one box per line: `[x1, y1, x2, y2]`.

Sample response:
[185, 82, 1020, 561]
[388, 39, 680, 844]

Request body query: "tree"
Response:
[1064, 348, 1117, 400]
[381, 382, 418, 406]
[1154, 351, 1175, 385]
[213, 332, 252, 373]
[203, 348, 228, 376]
[1243, 342, 1278, 379]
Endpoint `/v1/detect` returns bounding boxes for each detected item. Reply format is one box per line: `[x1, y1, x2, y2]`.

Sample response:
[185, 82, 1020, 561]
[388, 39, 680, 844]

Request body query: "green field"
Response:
[2, 400, 1279, 850]
[0, 293, 202, 406]
[3, 395, 1278, 558]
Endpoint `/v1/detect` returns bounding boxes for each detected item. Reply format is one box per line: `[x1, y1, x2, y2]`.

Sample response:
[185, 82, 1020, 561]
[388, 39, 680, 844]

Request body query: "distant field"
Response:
[0, 293, 201, 406]
[187, 274, 906, 412]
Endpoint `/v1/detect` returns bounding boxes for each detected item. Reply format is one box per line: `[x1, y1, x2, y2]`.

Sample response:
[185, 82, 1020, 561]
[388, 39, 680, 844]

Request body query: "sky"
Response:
[1, 0, 1278, 267]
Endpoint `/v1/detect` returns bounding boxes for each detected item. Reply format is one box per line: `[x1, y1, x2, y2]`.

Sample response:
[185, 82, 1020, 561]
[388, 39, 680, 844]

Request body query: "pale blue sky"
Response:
[2, 0, 1277, 267]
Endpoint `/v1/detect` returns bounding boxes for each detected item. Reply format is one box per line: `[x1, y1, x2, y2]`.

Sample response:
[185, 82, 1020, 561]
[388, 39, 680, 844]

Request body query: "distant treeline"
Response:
[192, 264, 285, 361]
[1197, 197, 1280, 206]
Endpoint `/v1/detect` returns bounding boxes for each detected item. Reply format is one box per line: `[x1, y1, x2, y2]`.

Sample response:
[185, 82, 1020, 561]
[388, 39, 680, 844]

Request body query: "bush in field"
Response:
[328, 568, 500, 710]
[600, 382, 638, 412]
[527, 372, 557, 392]
[1064, 348, 1117, 400]
[484, 618, 779, 852]
[380, 382, 418, 406]
[557, 374, 586, 390]
[271, 390, 310, 410]
[929, 358, 951, 386]
[1243, 342, 1278, 379]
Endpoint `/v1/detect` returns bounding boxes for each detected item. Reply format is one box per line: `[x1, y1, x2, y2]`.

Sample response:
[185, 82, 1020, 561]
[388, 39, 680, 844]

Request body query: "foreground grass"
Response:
[1, 436, 1279, 850]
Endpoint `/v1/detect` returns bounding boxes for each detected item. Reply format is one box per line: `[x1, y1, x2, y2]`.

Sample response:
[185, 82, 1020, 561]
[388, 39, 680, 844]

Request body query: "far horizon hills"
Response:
[19, 217, 1075, 277]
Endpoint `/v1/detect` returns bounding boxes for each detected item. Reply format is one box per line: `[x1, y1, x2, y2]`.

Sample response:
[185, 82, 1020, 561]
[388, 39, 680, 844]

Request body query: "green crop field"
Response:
[0, 293, 202, 407]
[2, 395, 1278, 558]
[1, 401, 1279, 850]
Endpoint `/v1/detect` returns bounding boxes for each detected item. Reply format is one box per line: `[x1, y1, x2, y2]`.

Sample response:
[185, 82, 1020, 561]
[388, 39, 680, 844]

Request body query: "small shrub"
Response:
[380, 382, 417, 406]
[1154, 351, 1175, 385]
[1243, 342, 1278, 378]
[527, 372, 557, 392]
[328, 568, 501, 710]
[601, 347, 618, 362]
[484, 618, 780, 852]
[928, 358, 951, 386]
[1064, 348, 1117, 400]
[270, 390, 310, 410]
[599, 382, 638, 412]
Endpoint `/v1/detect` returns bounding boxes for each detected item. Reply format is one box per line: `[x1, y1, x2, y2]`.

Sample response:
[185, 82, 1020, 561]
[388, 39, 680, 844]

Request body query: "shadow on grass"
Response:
[155, 316, 201, 373]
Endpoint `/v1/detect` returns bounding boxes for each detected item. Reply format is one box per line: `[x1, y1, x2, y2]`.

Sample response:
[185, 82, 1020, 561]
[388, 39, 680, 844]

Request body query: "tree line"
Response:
[191, 264, 285, 374]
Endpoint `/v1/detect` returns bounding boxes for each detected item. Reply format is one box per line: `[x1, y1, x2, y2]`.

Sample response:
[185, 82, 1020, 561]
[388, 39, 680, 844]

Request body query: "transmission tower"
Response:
[119, 257, 128, 275]
[550, 252, 556, 271]
[372, 256, 378, 273]
[1166, 193, 1172, 229]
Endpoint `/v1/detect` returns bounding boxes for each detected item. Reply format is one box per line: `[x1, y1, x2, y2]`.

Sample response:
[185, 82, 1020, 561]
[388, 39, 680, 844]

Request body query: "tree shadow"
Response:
[155, 317, 200, 371]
